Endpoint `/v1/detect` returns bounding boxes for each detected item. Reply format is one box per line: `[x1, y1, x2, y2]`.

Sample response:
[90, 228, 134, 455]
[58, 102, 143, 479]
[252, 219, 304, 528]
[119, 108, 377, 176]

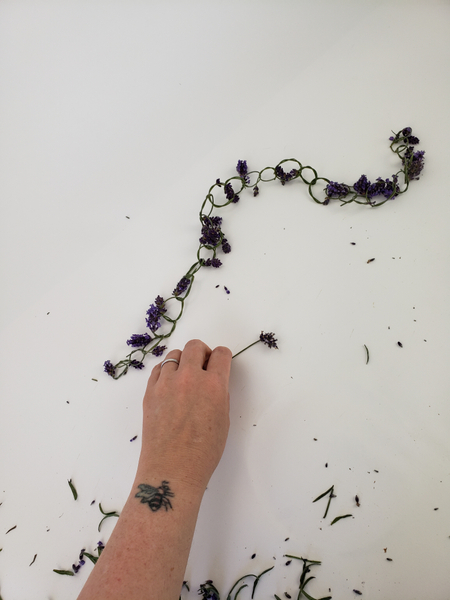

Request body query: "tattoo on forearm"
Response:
[135, 481, 174, 511]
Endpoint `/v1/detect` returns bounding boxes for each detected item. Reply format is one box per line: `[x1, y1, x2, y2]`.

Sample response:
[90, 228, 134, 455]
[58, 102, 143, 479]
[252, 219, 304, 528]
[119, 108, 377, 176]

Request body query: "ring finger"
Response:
[158, 349, 182, 375]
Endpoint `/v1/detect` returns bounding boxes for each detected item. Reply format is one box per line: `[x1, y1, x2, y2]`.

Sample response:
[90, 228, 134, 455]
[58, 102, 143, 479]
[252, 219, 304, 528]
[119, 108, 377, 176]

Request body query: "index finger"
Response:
[205, 345, 232, 382]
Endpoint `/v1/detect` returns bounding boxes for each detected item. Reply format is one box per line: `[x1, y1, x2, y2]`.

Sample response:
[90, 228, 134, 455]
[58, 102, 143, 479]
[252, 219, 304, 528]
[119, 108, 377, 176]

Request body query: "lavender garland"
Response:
[104, 127, 425, 379]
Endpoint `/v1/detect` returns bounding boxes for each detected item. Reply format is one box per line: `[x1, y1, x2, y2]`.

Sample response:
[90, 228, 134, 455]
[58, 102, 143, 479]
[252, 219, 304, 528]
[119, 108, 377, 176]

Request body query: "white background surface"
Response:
[1, 1, 450, 599]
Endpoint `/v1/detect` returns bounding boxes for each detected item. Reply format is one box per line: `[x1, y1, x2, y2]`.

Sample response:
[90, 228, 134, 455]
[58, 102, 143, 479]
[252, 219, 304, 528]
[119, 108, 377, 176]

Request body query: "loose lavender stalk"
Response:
[232, 332, 278, 359]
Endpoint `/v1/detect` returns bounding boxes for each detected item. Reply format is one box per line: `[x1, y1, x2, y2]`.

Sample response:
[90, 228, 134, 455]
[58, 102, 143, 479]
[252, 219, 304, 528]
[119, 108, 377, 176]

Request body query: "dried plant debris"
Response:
[330, 514, 353, 526]
[313, 485, 335, 519]
[68, 479, 78, 500]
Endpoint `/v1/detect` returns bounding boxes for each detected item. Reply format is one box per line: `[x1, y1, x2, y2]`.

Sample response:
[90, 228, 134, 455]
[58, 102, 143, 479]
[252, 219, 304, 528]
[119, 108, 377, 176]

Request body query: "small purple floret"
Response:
[203, 258, 222, 268]
[275, 165, 298, 185]
[236, 160, 250, 184]
[353, 174, 371, 196]
[126, 333, 152, 348]
[130, 360, 145, 369]
[146, 296, 166, 332]
[151, 345, 166, 357]
[103, 360, 116, 377]
[222, 238, 231, 254]
[403, 147, 425, 180]
[325, 181, 350, 199]
[172, 276, 191, 297]
[224, 182, 239, 203]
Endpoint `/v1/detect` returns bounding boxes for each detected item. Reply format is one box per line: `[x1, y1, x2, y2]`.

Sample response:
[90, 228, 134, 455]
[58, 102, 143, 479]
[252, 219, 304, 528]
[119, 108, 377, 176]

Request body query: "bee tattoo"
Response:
[135, 481, 174, 512]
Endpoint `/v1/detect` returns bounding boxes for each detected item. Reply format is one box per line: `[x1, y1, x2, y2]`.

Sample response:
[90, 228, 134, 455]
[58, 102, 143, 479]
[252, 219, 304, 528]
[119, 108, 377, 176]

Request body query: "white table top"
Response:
[1, 2, 450, 599]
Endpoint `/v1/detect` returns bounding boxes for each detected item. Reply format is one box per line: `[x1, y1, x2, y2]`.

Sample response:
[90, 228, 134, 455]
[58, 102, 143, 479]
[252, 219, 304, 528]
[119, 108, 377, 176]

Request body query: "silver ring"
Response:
[160, 358, 180, 368]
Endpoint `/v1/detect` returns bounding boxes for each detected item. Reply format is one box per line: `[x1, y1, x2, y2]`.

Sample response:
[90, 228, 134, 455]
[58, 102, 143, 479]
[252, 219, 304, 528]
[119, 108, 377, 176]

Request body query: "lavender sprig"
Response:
[232, 332, 279, 359]
[105, 129, 424, 379]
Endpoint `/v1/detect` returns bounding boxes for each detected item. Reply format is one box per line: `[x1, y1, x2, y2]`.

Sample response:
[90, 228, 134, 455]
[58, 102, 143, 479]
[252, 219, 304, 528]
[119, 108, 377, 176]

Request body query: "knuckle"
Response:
[214, 345, 232, 359]
[185, 338, 203, 349]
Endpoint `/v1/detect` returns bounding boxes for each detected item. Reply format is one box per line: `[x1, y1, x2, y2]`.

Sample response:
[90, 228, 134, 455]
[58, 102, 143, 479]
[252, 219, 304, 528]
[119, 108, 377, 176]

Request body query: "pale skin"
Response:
[77, 339, 232, 600]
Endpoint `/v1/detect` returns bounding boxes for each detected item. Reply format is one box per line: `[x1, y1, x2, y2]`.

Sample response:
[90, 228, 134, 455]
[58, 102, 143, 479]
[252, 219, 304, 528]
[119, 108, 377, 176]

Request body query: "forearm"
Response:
[77, 340, 232, 599]
[77, 468, 204, 600]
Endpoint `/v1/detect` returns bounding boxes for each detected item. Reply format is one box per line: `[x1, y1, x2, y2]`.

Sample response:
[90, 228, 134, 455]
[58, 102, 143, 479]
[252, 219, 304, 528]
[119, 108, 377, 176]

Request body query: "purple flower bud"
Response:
[103, 360, 116, 377]
[130, 360, 145, 369]
[275, 165, 298, 185]
[407, 135, 420, 145]
[236, 159, 250, 184]
[224, 182, 239, 203]
[203, 258, 222, 268]
[146, 297, 167, 332]
[199, 215, 223, 247]
[221, 238, 231, 254]
[126, 333, 152, 347]
[403, 147, 425, 180]
[325, 181, 350, 199]
[259, 331, 278, 349]
[151, 345, 167, 357]
[353, 174, 371, 196]
[172, 277, 191, 297]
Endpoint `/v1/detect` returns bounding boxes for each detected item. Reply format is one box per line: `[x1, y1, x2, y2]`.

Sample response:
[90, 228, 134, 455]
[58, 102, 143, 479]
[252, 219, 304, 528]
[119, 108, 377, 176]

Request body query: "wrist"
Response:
[132, 458, 207, 509]
[135, 441, 218, 495]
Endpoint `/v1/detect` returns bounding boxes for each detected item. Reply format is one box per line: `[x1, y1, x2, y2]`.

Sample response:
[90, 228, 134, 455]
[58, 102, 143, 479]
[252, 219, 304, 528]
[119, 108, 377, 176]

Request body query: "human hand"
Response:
[136, 339, 232, 495]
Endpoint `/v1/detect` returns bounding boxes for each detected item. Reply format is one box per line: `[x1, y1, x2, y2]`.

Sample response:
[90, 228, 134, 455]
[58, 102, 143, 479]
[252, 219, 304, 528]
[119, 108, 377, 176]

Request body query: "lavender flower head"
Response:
[224, 182, 239, 203]
[275, 165, 298, 185]
[151, 345, 166, 357]
[199, 215, 223, 247]
[173, 276, 191, 297]
[130, 360, 145, 370]
[103, 360, 116, 377]
[353, 174, 370, 196]
[236, 159, 250, 184]
[126, 333, 152, 348]
[354, 175, 399, 202]
[259, 331, 278, 349]
[325, 181, 350, 199]
[203, 257, 222, 268]
[146, 295, 166, 332]
[389, 127, 420, 146]
[403, 147, 425, 180]
[221, 237, 231, 254]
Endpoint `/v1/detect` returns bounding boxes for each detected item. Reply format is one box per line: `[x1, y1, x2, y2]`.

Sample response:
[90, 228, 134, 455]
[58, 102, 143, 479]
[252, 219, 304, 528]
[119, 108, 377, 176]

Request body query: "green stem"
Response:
[232, 339, 261, 359]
